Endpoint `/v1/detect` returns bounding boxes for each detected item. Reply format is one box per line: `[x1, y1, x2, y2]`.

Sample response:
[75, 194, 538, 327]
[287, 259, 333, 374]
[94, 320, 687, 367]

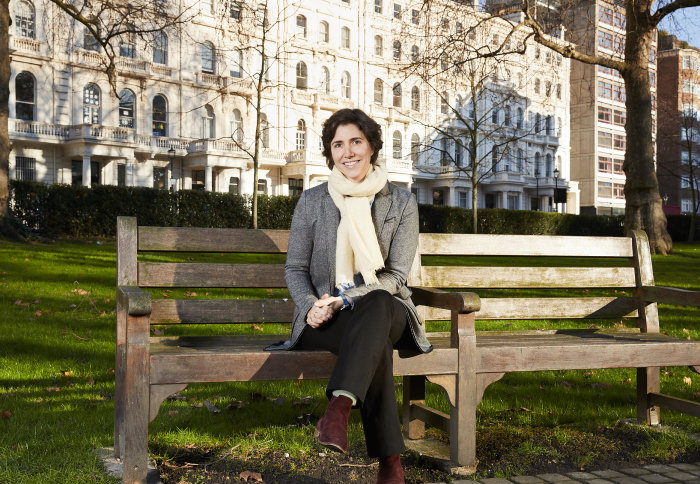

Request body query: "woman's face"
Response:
[330, 123, 374, 183]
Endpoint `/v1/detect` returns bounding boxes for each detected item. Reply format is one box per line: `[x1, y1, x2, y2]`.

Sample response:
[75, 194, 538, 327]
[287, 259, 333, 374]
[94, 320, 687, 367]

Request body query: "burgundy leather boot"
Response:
[377, 454, 405, 484]
[314, 395, 353, 453]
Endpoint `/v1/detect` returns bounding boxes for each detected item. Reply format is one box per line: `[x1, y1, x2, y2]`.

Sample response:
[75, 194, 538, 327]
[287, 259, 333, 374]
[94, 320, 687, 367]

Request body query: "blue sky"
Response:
[659, 6, 700, 48]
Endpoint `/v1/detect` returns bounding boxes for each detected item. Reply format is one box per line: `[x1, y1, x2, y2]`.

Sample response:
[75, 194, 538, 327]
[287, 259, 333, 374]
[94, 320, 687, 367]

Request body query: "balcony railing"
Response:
[71, 124, 132, 141]
[12, 36, 42, 53]
[12, 120, 69, 138]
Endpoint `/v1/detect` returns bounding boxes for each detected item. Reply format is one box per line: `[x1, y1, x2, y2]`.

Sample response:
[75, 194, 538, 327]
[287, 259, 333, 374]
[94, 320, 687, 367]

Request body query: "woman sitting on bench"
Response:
[266, 108, 432, 484]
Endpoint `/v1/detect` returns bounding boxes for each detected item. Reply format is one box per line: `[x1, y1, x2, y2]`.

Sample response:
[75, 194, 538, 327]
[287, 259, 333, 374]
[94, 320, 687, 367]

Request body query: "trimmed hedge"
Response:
[8, 180, 695, 240]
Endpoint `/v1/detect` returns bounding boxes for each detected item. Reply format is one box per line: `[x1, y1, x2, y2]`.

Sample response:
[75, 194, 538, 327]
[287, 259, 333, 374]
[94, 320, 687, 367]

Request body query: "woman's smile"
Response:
[331, 124, 374, 183]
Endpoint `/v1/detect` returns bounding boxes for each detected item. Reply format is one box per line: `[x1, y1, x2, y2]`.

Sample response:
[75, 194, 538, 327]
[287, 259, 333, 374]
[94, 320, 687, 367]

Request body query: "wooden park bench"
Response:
[115, 216, 700, 483]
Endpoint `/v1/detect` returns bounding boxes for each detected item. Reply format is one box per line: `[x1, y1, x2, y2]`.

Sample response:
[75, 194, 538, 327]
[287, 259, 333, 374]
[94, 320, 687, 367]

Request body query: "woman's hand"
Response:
[306, 294, 345, 328]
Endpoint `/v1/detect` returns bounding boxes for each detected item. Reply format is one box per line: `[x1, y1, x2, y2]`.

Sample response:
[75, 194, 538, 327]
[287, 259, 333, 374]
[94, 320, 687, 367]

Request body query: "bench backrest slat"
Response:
[150, 299, 295, 324]
[421, 266, 637, 288]
[138, 262, 286, 288]
[419, 234, 634, 257]
[138, 227, 290, 252]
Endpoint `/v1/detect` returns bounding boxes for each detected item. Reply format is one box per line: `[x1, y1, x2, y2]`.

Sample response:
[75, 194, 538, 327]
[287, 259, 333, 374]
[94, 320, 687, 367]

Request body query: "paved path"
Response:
[427, 462, 700, 484]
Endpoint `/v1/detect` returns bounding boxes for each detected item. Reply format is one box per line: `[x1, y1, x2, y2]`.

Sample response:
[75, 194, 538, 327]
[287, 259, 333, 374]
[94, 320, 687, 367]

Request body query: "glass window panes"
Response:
[15, 72, 35, 121]
[392, 130, 401, 159]
[153, 167, 167, 189]
[15, 156, 35, 181]
[289, 178, 303, 196]
[15, 1, 35, 39]
[152, 95, 167, 137]
[231, 109, 243, 142]
[201, 42, 215, 73]
[296, 119, 306, 150]
[296, 62, 308, 90]
[319, 21, 329, 43]
[229, 176, 240, 194]
[118, 90, 135, 128]
[340, 71, 351, 99]
[153, 32, 168, 65]
[82, 84, 100, 124]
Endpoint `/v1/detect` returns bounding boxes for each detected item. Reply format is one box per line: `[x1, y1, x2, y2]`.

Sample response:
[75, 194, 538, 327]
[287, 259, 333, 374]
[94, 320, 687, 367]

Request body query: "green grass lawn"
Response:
[0, 239, 698, 483]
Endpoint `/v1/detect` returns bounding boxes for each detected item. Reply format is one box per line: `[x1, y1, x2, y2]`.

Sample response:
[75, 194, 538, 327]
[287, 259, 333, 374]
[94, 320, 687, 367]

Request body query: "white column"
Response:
[303, 173, 310, 190]
[82, 155, 91, 187]
[502, 191, 508, 209]
[205, 165, 213, 191]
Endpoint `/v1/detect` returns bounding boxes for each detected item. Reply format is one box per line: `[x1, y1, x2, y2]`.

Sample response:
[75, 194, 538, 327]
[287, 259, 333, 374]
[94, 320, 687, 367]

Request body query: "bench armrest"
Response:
[411, 286, 481, 313]
[117, 286, 152, 316]
[639, 286, 700, 308]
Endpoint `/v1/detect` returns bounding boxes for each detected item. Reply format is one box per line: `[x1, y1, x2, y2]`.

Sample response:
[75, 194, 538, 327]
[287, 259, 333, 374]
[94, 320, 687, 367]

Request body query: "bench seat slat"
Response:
[139, 227, 290, 252]
[422, 266, 637, 288]
[419, 234, 633, 257]
[420, 297, 640, 321]
[138, 262, 286, 287]
[149, 335, 457, 384]
[150, 299, 295, 324]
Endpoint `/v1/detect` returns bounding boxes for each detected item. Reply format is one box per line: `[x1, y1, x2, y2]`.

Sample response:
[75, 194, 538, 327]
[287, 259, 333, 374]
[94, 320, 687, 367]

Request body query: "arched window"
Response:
[411, 45, 419, 61]
[201, 41, 215, 73]
[340, 26, 350, 49]
[374, 35, 383, 56]
[392, 83, 401, 108]
[411, 133, 420, 165]
[319, 66, 330, 94]
[392, 131, 402, 159]
[503, 147, 512, 171]
[534, 78, 541, 94]
[557, 117, 562, 136]
[319, 21, 329, 43]
[546, 115, 553, 135]
[393, 41, 401, 59]
[119, 25, 135, 58]
[14, 0, 35, 39]
[340, 71, 351, 99]
[504, 105, 511, 126]
[260, 113, 269, 148]
[546, 153, 553, 177]
[15, 72, 35, 121]
[545, 81, 552, 97]
[83, 84, 100, 125]
[440, 92, 449, 115]
[517, 148, 524, 172]
[202, 104, 215, 138]
[296, 15, 307, 38]
[491, 107, 499, 124]
[231, 108, 243, 142]
[296, 119, 306, 150]
[411, 86, 420, 112]
[374, 79, 383, 104]
[296, 61, 308, 90]
[153, 32, 168, 65]
[534, 152, 541, 176]
[118, 89, 135, 128]
[152, 95, 167, 137]
[491, 147, 499, 171]
[535, 113, 542, 133]
[517, 107, 524, 129]
[230, 49, 243, 78]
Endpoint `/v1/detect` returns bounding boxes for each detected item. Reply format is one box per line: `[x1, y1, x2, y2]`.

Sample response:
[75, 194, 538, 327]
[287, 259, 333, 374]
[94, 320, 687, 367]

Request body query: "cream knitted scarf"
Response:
[328, 161, 388, 288]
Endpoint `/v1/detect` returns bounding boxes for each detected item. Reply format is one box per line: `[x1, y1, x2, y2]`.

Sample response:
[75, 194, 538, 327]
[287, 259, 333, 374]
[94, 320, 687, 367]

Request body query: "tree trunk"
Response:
[621, 5, 672, 254]
[471, 161, 478, 234]
[0, 0, 11, 236]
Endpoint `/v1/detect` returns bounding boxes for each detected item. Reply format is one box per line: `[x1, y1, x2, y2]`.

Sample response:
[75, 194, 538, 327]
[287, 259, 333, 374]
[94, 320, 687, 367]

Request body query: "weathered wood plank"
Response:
[648, 392, 700, 417]
[150, 299, 294, 324]
[419, 234, 633, 257]
[411, 403, 450, 433]
[138, 263, 286, 287]
[421, 266, 637, 288]
[419, 297, 639, 321]
[640, 286, 700, 307]
[138, 227, 290, 253]
[118, 217, 138, 286]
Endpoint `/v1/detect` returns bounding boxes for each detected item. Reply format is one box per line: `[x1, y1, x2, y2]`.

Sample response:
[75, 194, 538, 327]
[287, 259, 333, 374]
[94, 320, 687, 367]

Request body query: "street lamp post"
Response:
[167, 147, 176, 192]
[553, 167, 560, 213]
[535, 168, 540, 211]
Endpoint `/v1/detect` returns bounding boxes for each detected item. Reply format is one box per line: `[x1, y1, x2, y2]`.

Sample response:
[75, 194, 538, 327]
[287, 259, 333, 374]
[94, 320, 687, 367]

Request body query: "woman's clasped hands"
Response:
[306, 293, 345, 328]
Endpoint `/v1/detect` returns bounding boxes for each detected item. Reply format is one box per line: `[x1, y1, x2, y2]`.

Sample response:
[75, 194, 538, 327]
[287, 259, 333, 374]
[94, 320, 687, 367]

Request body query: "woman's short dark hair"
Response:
[321, 109, 383, 170]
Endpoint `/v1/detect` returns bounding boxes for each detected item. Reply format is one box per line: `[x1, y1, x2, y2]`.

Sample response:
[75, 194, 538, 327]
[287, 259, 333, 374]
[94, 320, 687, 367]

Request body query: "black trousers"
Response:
[296, 289, 413, 458]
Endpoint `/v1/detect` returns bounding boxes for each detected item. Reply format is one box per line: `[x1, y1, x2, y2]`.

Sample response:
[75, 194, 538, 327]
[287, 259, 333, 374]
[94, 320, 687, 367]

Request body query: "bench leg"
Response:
[122, 314, 150, 484]
[402, 375, 426, 439]
[637, 367, 660, 425]
[451, 313, 478, 468]
[115, 302, 127, 459]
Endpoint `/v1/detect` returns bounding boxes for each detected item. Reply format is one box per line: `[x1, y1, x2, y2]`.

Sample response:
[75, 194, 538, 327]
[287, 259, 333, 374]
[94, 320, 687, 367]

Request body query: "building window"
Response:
[71, 160, 81, 185]
[411, 86, 420, 112]
[546, 115, 553, 135]
[230, 1, 241, 20]
[15, 72, 35, 121]
[504, 105, 511, 127]
[289, 178, 303, 196]
[319, 21, 329, 43]
[201, 0, 214, 13]
[598, 155, 612, 173]
[508, 194, 519, 210]
[118, 164, 126, 186]
[393, 3, 401, 19]
[14, 0, 35, 39]
[393, 41, 401, 59]
[229, 176, 240, 194]
[257, 178, 267, 194]
[433, 189, 444, 205]
[598, 31, 613, 50]
[613, 109, 626, 126]
[598, 106, 612, 123]
[598, 131, 612, 148]
[192, 170, 205, 190]
[613, 133, 626, 151]
[229, 49, 243, 78]
[534, 78, 541, 94]
[681, 199, 692, 213]
[613, 84, 626, 102]
[410, 45, 419, 61]
[517, 108, 523, 129]
[296, 15, 307, 38]
[118, 90, 135, 128]
[296, 61, 308, 90]
[545, 81, 551, 97]
[374, 79, 383, 104]
[599, 6, 613, 25]
[458, 191, 468, 208]
[119, 27, 135, 58]
[374, 35, 383, 56]
[296, 119, 306, 150]
[152, 95, 167, 137]
[392, 83, 402, 108]
[392, 130, 402, 159]
[260, 113, 269, 148]
[201, 104, 215, 138]
[440, 93, 449, 115]
[83, 84, 100, 125]
[153, 167, 167, 189]
[231, 108, 243, 142]
[84, 28, 100, 51]
[545, 153, 553, 176]
[491, 107, 499, 124]
[318, 66, 330, 94]
[15, 156, 35, 181]
[375, 0, 382, 13]
[411, 133, 420, 165]
[340, 26, 350, 49]
[491, 147, 499, 172]
[517, 148, 524, 172]
[535, 113, 541, 133]
[411, 9, 419, 24]
[201, 41, 215, 74]
[534, 152, 541, 176]
[153, 31, 168, 65]
[340, 71, 351, 99]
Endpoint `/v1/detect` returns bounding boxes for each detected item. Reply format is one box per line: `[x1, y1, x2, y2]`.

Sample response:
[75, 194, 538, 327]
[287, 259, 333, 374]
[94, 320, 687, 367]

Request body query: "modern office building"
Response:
[657, 34, 700, 215]
[8, 0, 576, 211]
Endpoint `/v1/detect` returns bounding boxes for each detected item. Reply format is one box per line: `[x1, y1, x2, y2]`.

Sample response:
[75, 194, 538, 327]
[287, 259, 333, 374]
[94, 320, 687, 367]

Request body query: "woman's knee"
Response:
[359, 289, 394, 309]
